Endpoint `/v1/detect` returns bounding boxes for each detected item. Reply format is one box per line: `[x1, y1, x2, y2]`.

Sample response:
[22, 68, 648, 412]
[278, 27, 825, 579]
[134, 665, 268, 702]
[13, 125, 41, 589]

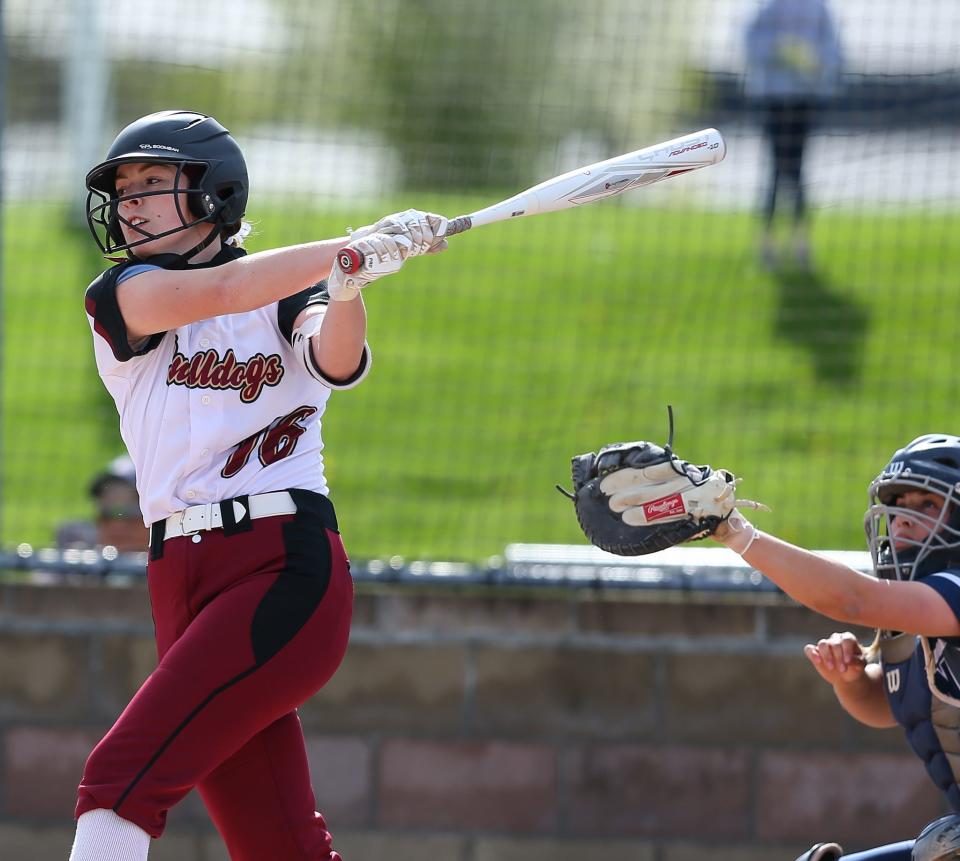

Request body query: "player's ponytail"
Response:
[224, 221, 253, 248]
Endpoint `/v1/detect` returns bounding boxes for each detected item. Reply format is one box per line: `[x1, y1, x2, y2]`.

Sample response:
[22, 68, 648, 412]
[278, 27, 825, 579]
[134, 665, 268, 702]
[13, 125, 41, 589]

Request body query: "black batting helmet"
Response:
[85, 110, 249, 258]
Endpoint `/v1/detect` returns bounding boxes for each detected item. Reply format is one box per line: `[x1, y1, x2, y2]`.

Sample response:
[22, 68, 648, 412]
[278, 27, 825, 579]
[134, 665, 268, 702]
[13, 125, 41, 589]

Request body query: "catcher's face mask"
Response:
[865, 434, 960, 581]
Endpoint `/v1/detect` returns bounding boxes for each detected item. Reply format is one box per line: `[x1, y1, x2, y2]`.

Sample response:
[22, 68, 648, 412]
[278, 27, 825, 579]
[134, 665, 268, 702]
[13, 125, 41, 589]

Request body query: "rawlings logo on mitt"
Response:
[559, 408, 767, 556]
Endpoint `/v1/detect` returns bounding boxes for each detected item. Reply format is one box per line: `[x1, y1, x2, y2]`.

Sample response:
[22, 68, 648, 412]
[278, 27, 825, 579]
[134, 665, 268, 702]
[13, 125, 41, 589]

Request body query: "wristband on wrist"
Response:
[719, 513, 758, 556]
[737, 525, 760, 556]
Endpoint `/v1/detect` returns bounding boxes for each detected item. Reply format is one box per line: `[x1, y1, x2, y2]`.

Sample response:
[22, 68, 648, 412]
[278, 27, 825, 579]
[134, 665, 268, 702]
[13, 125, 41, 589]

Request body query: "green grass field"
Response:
[4, 196, 959, 560]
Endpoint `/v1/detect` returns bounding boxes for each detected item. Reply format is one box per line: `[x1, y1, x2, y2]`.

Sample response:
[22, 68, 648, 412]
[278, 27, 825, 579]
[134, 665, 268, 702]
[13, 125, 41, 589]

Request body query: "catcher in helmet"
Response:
[718, 434, 960, 861]
[72, 110, 447, 861]
[569, 428, 960, 859]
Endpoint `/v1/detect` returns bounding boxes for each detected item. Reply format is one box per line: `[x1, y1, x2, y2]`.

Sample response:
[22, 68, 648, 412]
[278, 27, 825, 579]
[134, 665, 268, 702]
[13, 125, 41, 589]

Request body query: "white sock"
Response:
[69, 809, 150, 861]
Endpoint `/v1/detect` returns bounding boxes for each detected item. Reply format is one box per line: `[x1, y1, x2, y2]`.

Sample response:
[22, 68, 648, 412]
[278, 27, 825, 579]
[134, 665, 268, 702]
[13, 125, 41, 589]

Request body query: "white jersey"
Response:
[84, 246, 370, 526]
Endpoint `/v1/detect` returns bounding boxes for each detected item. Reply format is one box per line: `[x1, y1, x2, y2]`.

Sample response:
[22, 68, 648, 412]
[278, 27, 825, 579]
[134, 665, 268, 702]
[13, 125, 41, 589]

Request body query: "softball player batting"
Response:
[73, 110, 446, 861]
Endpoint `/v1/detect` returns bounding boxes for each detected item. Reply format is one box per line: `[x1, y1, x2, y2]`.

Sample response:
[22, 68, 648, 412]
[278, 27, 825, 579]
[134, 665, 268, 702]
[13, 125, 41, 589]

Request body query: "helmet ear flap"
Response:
[187, 190, 217, 220]
[193, 181, 245, 224]
[179, 163, 210, 220]
[215, 184, 244, 224]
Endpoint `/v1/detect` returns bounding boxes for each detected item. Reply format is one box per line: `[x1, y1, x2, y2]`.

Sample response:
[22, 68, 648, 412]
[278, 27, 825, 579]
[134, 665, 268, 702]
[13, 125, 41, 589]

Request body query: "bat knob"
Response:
[337, 247, 364, 274]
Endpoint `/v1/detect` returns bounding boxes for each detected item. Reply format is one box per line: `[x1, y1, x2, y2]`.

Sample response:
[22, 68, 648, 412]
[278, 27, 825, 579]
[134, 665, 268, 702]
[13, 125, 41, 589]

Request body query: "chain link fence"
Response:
[4, 0, 959, 562]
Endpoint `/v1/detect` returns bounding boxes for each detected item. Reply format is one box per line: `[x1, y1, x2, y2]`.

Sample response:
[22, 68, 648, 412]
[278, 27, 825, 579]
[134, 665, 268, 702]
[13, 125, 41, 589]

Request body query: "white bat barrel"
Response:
[339, 128, 727, 268]
[467, 128, 725, 229]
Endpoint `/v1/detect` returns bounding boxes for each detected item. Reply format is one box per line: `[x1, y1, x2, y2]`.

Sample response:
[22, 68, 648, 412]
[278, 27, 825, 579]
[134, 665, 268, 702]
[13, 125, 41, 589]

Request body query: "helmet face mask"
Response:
[85, 110, 248, 260]
[86, 160, 213, 256]
[865, 435, 960, 581]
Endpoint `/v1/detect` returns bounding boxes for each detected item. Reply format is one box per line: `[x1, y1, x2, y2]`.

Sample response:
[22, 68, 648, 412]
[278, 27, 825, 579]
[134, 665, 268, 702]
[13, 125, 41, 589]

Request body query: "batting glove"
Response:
[350, 209, 448, 257]
[327, 232, 413, 302]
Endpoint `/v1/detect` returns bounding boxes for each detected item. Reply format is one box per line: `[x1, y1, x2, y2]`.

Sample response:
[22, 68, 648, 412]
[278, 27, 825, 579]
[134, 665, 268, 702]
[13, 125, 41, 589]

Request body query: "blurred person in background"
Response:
[72, 109, 446, 861]
[707, 433, 960, 860]
[56, 454, 145, 554]
[745, 0, 843, 271]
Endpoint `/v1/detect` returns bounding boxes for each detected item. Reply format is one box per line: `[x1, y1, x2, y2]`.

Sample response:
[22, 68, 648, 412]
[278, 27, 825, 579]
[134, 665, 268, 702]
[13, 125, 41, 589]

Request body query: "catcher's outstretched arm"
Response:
[721, 522, 960, 638]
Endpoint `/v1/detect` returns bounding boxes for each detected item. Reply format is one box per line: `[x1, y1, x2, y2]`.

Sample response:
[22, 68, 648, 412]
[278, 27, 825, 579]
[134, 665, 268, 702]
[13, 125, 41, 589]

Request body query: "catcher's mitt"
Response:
[559, 408, 766, 556]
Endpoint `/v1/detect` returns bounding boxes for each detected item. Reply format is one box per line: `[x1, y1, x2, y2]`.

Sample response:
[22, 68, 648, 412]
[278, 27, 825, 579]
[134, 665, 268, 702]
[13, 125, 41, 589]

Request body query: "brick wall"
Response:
[0, 578, 944, 861]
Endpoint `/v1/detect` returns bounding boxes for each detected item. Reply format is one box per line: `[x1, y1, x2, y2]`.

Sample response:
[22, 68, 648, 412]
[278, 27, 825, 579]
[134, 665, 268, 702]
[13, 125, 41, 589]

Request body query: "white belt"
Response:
[163, 491, 297, 540]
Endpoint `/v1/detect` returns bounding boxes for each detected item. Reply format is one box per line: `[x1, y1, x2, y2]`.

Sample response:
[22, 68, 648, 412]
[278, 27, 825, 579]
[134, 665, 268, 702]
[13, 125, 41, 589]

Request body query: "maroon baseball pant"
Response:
[76, 490, 352, 861]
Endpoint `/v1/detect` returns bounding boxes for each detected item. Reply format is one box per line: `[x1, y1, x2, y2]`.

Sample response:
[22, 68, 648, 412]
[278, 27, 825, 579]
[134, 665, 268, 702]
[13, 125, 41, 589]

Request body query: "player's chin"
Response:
[125, 233, 167, 257]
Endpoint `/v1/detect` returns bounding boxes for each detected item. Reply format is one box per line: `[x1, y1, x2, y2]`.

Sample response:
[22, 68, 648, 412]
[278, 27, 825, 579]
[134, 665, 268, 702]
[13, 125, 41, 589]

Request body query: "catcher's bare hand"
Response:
[803, 632, 868, 686]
